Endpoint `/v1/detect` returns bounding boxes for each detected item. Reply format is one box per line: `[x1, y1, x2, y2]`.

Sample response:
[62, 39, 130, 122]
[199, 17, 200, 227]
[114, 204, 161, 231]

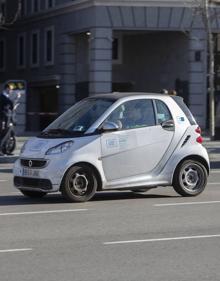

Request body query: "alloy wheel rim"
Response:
[69, 172, 89, 196]
[180, 164, 202, 192]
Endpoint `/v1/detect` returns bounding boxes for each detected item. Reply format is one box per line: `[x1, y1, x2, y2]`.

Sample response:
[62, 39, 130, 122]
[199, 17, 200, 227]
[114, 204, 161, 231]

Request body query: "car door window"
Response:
[106, 99, 156, 130]
[155, 100, 173, 124]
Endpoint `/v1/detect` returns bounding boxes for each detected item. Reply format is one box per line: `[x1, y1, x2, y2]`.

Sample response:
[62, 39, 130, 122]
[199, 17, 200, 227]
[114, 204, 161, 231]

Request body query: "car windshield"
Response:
[41, 98, 114, 136]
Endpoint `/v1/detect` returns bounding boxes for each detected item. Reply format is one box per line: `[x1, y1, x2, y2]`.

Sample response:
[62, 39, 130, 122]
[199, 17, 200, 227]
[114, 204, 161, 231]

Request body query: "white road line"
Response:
[0, 248, 32, 253]
[210, 170, 220, 174]
[104, 234, 220, 245]
[154, 201, 220, 207]
[0, 209, 88, 216]
[0, 180, 8, 182]
[208, 182, 220, 185]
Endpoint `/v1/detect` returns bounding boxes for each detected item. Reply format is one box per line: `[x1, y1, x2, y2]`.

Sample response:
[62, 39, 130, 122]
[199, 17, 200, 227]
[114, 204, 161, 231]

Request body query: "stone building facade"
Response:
[0, 0, 220, 132]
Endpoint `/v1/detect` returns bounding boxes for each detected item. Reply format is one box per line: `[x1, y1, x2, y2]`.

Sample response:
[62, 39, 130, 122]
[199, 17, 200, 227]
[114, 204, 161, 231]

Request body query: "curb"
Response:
[0, 155, 18, 164]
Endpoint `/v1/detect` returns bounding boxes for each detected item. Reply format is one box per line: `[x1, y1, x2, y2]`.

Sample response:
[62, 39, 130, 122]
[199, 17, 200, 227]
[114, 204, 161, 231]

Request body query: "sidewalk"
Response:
[1, 135, 220, 164]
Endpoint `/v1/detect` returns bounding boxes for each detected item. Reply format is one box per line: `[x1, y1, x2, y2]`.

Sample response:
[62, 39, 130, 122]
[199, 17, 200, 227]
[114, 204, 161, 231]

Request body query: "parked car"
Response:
[13, 92, 209, 202]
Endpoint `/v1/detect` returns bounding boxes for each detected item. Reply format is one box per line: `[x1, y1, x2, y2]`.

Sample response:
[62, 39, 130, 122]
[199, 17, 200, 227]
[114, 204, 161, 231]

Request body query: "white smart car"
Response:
[13, 93, 209, 202]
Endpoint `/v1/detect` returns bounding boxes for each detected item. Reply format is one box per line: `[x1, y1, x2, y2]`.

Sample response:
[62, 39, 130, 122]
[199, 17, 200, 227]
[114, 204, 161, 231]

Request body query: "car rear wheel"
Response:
[61, 165, 97, 202]
[20, 190, 47, 198]
[173, 160, 208, 196]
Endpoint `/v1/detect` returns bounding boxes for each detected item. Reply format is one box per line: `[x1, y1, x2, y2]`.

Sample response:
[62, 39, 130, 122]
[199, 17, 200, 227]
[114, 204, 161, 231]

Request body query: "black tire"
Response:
[2, 135, 16, 155]
[173, 160, 208, 197]
[20, 189, 47, 198]
[61, 165, 97, 202]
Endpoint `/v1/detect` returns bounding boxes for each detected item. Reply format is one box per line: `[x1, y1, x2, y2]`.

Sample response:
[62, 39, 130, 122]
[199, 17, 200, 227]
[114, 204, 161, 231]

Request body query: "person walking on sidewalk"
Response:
[0, 84, 14, 155]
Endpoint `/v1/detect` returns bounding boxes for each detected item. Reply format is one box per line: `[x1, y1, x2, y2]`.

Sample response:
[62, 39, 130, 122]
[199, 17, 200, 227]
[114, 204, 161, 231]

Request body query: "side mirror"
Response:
[101, 121, 120, 132]
[161, 120, 175, 131]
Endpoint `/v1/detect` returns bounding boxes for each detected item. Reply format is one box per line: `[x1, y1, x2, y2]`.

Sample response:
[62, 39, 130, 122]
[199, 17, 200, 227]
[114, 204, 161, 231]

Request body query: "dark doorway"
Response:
[175, 79, 189, 106]
[27, 85, 59, 131]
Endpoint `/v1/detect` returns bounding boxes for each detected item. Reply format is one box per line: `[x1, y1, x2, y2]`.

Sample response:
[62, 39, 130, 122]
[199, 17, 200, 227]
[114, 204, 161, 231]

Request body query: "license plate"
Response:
[22, 168, 39, 177]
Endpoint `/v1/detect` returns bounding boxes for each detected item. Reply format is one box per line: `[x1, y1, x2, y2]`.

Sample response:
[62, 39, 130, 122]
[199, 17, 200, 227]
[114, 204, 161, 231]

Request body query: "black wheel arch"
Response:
[60, 162, 103, 192]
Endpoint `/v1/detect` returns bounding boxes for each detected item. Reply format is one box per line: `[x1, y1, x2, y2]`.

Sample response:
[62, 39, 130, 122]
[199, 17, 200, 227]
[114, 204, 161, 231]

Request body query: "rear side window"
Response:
[172, 96, 196, 125]
[155, 100, 173, 124]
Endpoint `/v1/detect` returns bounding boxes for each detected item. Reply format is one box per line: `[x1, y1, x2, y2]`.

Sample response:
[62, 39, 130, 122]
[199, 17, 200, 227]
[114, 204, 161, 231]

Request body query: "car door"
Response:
[100, 98, 175, 182]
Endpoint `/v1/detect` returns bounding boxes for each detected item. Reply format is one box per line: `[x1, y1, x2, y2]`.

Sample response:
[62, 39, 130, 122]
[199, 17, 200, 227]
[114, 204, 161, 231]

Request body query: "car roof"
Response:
[89, 92, 170, 101]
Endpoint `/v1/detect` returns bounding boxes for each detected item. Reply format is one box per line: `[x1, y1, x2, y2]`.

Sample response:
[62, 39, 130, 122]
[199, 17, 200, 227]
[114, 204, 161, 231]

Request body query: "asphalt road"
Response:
[0, 162, 220, 281]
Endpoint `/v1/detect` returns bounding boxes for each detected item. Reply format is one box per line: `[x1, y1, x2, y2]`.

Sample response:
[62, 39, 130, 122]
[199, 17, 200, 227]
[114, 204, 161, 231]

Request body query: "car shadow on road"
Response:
[0, 194, 67, 206]
[0, 191, 178, 206]
[0, 191, 179, 206]
[91, 191, 177, 202]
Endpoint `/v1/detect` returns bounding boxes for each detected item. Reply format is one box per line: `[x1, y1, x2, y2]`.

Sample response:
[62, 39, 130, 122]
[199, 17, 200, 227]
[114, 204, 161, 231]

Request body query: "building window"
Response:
[46, 0, 55, 8]
[31, 30, 40, 67]
[112, 35, 122, 64]
[0, 39, 5, 71]
[21, 0, 27, 16]
[32, 0, 40, 13]
[44, 27, 54, 65]
[17, 33, 26, 68]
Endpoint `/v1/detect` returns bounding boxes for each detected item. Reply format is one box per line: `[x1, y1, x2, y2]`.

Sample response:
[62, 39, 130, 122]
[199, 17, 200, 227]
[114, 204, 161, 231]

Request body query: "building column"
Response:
[89, 28, 112, 95]
[188, 29, 207, 129]
[59, 34, 76, 113]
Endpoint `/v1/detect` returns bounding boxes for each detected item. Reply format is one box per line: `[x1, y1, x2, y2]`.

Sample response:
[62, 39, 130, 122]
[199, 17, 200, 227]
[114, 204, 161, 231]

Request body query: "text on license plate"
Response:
[22, 168, 39, 177]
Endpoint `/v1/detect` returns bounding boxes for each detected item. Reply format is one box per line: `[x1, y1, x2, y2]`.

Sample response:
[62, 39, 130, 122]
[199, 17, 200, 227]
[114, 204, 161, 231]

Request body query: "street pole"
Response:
[204, 0, 215, 139]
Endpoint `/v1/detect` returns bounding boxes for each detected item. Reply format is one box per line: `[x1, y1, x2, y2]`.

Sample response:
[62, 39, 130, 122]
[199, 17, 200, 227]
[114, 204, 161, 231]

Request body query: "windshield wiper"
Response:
[40, 129, 73, 136]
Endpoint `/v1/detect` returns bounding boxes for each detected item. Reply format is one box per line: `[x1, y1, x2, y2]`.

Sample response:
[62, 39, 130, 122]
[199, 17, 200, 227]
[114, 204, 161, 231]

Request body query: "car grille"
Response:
[20, 159, 47, 168]
[14, 177, 52, 190]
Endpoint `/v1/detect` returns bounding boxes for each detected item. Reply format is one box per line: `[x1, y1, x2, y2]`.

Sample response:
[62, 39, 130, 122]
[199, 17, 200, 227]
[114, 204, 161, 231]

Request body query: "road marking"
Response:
[154, 201, 220, 207]
[210, 170, 220, 174]
[104, 234, 220, 245]
[208, 182, 220, 185]
[0, 209, 89, 216]
[0, 248, 32, 253]
[0, 180, 7, 182]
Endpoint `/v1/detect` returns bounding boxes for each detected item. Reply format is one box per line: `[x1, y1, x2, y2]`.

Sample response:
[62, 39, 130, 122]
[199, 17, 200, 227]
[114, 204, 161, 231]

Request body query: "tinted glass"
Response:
[32, 33, 38, 64]
[46, 30, 52, 62]
[172, 96, 196, 125]
[45, 98, 114, 133]
[19, 36, 24, 66]
[106, 99, 156, 130]
[155, 100, 173, 123]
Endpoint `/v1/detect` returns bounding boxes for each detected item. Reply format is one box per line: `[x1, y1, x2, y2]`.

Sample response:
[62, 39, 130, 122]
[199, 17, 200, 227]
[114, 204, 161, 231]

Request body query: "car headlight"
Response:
[20, 140, 28, 154]
[45, 141, 74, 155]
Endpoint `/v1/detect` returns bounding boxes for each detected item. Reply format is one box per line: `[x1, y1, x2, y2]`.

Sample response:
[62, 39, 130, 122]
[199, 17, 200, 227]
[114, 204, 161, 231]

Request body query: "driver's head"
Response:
[124, 104, 141, 121]
[3, 84, 11, 95]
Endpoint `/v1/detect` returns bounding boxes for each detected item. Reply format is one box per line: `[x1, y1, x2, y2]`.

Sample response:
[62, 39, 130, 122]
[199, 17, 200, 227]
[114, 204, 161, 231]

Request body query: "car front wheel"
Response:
[173, 160, 208, 196]
[61, 165, 97, 202]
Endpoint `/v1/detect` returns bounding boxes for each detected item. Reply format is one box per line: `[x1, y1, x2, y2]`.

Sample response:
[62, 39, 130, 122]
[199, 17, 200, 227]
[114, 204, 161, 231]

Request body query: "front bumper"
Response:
[13, 157, 67, 193]
[14, 177, 53, 191]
